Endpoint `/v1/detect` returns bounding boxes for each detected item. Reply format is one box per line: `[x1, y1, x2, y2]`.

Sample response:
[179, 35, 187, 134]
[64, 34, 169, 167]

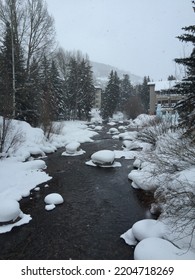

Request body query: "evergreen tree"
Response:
[102, 70, 120, 119]
[0, 22, 13, 117]
[174, 15, 195, 140]
[24, 58, 41, 126]
[139, 76, 150, 113]
[39, 55, 53, 129]
[119, 74, 134, 112]
[67, 55, 94, 120]
[78, 58, 94, 120]
[50, 60, 64, 120]
[0, 21, 25, 119]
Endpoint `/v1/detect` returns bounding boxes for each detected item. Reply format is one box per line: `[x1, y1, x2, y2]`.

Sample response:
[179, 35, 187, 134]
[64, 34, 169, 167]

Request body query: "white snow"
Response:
[45, 204, 56, 211]
[62, 141, 86, 156]
[91, 150, 115, 165]
[0, 118, 97, 233]
[0, 212, 32, 234]
[134, 237, 195, 260]
[0, 199, 21, 222]
[44, 193, 64, 205]
[132, 219, 166, 241]
[108, 127, 119, 134]
[122, 114, 195, 260]
[86, 160, 121, 168]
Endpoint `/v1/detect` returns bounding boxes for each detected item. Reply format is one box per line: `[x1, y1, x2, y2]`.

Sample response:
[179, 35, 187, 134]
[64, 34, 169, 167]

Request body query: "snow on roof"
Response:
[148, 80, 179, 91]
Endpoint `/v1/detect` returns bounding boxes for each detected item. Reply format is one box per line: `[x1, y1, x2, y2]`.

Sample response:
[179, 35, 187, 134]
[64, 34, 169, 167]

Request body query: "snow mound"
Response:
[0, 199, 21, 223]
[65, 142, 80, 154]
[108, 128, 119, 135]
[62, 141, 85, 156]
[134, 237, 195, 260]
[44, 193, 64, 205]
[132, 219, 166, 241]
[94, 125, 102, 131]
[91, 150, 115, 166]
[45, 204, 56, 211]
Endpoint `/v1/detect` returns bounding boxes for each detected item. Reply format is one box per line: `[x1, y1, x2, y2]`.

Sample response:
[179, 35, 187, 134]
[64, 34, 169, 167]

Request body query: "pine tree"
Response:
[0, 22, 13, 118]
[67, 55, 94, 120]
[119, 74, 134, 112]
[0, 21, 25, 119]
[24, 58, 41, 126]
[50, 60, 65, 120]
[139, 76, 150, 113]
[174, 15, 195, 140]
[102, 70, 120, 119]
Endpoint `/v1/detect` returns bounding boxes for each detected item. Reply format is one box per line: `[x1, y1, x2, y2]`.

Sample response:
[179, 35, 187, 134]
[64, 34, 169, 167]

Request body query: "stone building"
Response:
[148, 80, 182, 115]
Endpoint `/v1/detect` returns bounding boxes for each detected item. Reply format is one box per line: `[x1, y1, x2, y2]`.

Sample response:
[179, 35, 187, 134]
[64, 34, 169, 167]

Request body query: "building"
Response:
[93, 86, 102, 109]
[148, 80, 182, 115]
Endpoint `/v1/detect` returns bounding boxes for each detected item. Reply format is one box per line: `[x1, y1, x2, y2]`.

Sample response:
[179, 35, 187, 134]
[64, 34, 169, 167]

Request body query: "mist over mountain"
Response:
[91, 61, 143, 88]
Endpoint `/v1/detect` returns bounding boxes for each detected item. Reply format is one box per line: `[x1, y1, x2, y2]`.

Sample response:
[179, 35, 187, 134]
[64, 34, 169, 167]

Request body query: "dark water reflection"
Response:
[0, 128, 154, 260]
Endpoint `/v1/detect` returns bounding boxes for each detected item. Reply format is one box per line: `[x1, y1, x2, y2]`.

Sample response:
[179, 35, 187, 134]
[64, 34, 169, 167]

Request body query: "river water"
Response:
[0, 125, 154, 260]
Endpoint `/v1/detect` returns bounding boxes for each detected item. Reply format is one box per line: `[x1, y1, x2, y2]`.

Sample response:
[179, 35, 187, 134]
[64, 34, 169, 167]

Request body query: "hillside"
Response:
[91, 61, 143, 88]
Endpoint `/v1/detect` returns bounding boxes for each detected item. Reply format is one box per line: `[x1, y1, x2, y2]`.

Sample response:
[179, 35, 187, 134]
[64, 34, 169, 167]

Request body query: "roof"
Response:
[148, 80, 180, 91]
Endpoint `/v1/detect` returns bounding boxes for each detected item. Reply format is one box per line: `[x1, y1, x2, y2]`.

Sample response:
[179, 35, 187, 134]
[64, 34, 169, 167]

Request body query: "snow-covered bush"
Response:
[137, 118, 173, 146]
[89, 109, 102, 124]
[128, 114, 155, 129]
[0, 118, 25, 157]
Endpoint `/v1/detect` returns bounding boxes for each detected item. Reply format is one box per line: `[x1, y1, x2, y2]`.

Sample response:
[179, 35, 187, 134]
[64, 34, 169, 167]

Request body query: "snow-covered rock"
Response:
[107, 121, 116, 126]
[119, 131, 138, 140]
[45, 204, 56, 211]
[132, 219, 166, 241]
[108, 127, 119, 135]
[122, 140, 142, 150]
[94, 125, 102, 131]
[65, 142, 80, 154]
[62, 141, 85, 156]
[91, 150, 115, 166]
[134, 237, 195, 260]
[0, 199, 21, 223]
[86, 160, 121, 168]
[44, 193, 64, 205]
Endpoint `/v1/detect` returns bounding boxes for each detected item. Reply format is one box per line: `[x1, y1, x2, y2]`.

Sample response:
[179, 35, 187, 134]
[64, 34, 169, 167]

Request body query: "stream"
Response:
[0, 125, 154, 260]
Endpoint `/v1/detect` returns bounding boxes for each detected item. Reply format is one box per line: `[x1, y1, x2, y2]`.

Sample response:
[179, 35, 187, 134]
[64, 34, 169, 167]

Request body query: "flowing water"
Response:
[0, 125, 154, 260]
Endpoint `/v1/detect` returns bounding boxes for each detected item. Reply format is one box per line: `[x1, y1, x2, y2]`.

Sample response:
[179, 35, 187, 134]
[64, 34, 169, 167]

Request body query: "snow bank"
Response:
[123, 114, 195, 259]
[0, 158, 51, 202]
[0, 213, 31, 234]
[121, 218, 195, 260]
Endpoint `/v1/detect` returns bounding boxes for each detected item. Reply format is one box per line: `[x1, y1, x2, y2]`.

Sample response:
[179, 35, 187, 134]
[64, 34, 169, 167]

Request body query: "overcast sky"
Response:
[45, 0, 194, 81]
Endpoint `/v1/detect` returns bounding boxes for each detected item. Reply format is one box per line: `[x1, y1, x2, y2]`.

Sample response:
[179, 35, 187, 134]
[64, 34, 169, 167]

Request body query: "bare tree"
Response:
[24, 0, 56, 76]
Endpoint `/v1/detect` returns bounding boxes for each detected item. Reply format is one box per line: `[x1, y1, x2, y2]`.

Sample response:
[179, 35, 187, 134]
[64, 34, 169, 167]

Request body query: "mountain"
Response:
[91, 61, 143, 88]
